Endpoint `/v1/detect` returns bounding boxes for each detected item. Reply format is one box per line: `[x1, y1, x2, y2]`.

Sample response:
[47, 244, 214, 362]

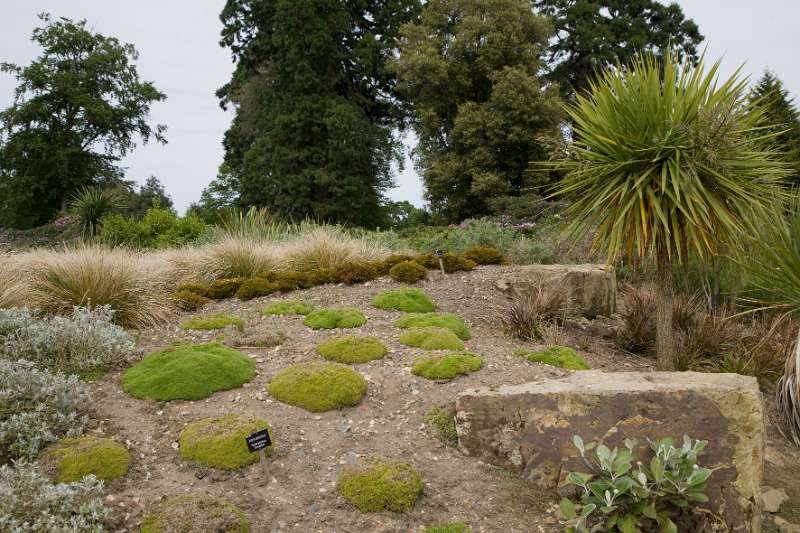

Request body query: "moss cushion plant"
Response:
[514, 346, 589, 370]
[388, 261, 428, 283]
[39, 437, 130, 483]
[268, 362, 367, 412]
[394, 313, 471, 340]
[179, 414, 274, 470]
[316, 335, 387, 364]
[398, 327, 465, 351]
[262, 300, 314, 316]
[140, 495, 249, 533]
[303, 308, 367, 329]
[337, 457, 422, 513]
[373, 288, 436, 313]
[425, 524, 471, 533]
[180, 312, 244, 331]
[411, 352, 483, 381]
[121, 342, 256, 401]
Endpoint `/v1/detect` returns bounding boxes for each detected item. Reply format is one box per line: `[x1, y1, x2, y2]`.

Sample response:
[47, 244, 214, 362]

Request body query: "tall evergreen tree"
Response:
[216, 0, 420, 227]
[0, 14, 166, 229]
[750, 71, 800, 187]
[395, 0, 564, 222]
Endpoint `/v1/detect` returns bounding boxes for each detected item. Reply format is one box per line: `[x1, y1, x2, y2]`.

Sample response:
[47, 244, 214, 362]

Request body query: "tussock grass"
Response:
[0, 254, 32, 308]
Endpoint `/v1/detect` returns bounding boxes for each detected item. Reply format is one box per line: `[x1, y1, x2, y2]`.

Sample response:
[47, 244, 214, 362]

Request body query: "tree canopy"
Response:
[750, 71, 800, 187]
[0, 14, 166, 229]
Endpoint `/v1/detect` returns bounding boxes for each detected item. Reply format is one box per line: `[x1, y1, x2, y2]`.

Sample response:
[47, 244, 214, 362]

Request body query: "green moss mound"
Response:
[316, 335, 387, 364]
[39, 437, 130, 483]
[172, 290, 210, 311]
[416, 253, 476, 273]
[181, 313, 244, 331]
[334, 262, 380, 284]
[514, 346, 589, 370]
[389, 261, 428, 283]
[303, 308, 367, 329]
[179, 414, 273, 470]
[337, 457, 422, 513]
[395, 313, 471, 340]
[373, 288, 436, 313]
[399, 327, 465, 350]
[140, 495, 249, 533]
[122, 342, 256, 401]
[426, 524, 471, 533]
[262, 300, 314, 316]
[463, 246, 505, 265]
[268, 362, 367, 412]
[412, 352, 483, 381]
[234, 278, 279, 301]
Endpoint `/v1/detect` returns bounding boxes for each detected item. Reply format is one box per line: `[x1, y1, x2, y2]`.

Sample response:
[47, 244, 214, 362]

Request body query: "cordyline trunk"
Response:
[655, 247, 675, 370]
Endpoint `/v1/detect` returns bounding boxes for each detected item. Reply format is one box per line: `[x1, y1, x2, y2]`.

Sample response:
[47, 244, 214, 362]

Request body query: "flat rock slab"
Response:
[494, 264, 616, 318]
[456, 371, 765, 532]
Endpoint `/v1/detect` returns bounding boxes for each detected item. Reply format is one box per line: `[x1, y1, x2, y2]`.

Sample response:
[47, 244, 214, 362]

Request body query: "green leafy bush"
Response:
[462, 246, 505, 265]
[514, 346, 589, 370]
[100, 206, 206, 248]
[267, 362, 367, 412]
[317, 335, 388, 364]
[121, 342, 255, 401]
[39, 436, 130, 483]
[304, 308, 367, 329]
[412, 352, 483, 380]
[560, 435, 713, 533]
[180, 414, 274, 470]
[181, 312, 244, 331]
[337, 457, 422, 513]
[140, 495, 249, 533]
[389, 261, 428, 283]
[262, 300, 314, 316]
[373, 288, 436, 313]
[399, 327, 465, 350]
[395, 313, 471, 340]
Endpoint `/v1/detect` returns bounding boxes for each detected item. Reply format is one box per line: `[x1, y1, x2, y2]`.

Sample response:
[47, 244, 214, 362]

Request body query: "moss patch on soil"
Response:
[179, 414, 273, 470]
[337, 457, 423, 513]
[395, 313, 471, 340]
[39, 437, 130, 483]
[316, 335, 387, 364]
[399, 327, 465, 351]
[426, 524, 471, 533]
[424, 406, 458, 445]
[268, 362, 367, 412]
[303, 308, 367, 329]
[121, 342, 256, 401]
[373, 288, 436, 313]
[262, 300, 314, 316]
[224, 329, 285, 348]
[140, 495, 249, 533]
[181, 312, 244, 331]
[412, 352, 483, 381]
[514, 346, 589, 370]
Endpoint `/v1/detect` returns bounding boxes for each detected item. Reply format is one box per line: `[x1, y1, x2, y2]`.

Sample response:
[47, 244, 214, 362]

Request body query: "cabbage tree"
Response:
[549, 52, 789, 370]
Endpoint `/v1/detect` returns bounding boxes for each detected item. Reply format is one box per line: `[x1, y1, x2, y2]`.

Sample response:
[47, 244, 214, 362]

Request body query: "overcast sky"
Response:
[1, 1, 798, 213]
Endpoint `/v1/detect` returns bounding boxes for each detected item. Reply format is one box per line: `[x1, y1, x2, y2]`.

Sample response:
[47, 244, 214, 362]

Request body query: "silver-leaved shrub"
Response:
[0, 359, 90, 462]
[0, 462, 110, 532]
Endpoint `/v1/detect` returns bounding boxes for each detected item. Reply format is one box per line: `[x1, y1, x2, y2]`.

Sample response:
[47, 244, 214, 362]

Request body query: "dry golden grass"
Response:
[282, 227, 392, 271]
[0, 253, 33, 308]
[193, 238, 281, 280]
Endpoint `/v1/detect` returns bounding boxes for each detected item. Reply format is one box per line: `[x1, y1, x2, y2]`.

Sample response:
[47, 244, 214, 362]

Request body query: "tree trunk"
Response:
[655, 249, 675, 370]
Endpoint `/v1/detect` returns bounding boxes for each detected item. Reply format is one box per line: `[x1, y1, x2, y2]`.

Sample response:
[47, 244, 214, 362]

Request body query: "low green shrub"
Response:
[514, 346, 589, 370]
[426, 523, 471, 533]
[381, 254, 415, 273]
[172, 290, 210, 311]
[234, 278, 280, 300]
[181, 312, 244, 331]
[462, 246, 505, 265]
[412, 352, 484, 380]
[316, 335, 388, 364]
[399, 327, 465, 351]
[39, 437, 130, 483]
[373, 288, 436, 313]
[177, 281, 212, 298]
[389, 261, 428, 283]
[395, 313, 471, 340]
[304, 308, 367, 329]
[334, 262, 380, 284]
[140, 495, 249, 533]
[424, 406, 458, 445]
[100, 206, 206, 249]
[337, 457, 422, 513]
[205, 278, 246, 299]
[180, 414, 273, 470]
[121, 342, 255, 401]
[415, 253, 476, 273]
[268, 362, 367, 412]
[262, 300, 314, 316]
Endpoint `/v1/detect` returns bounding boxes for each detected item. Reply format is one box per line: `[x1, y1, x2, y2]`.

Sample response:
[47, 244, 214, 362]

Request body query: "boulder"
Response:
[455, 371, 765, 532]
[494, 264, 616, 318]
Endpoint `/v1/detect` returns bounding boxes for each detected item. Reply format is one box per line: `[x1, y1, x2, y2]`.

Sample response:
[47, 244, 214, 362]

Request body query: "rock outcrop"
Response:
[456, 371, 765, 532]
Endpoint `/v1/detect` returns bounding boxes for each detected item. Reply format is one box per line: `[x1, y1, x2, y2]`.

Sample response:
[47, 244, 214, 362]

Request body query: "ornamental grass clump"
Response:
[180, 414, 274, 470]
[304, 308, 367, 329]
[412, 352, 484, 380]
[399, 327, 465, 351]
[267, 362, 367, 412]
[337, 457, 422, 513]
[316, 335, 388, 364]
[39, 436, 130, 483]
[514, 346, 589, 370]
[373, 288, 436, 313]
[140, 495, 249, 533]
[395, 312, 471, 340]
[499, 284, 568, 341]
[181, 312, 244, 331]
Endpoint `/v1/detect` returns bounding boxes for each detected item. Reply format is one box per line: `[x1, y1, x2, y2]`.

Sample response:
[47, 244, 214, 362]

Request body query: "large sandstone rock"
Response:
[494, 264, 616, 318]
[456, 371, 765, 532]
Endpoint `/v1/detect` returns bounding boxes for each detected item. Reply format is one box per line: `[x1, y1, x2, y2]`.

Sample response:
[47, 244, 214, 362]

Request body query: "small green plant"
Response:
[389, 260, 428, 283]
[262, 300, 314, 316]
[373, 288, 436, 313]
[316, 335, 388, 364]
[337, 457, 423, 513]
[463, 246, 505, 265]
[425, 523, 471, 533]
[140, 495, 249, 533]
[172, 289, 210, 311]
[181, 312, 244, 331]
[180, 414, 273, 470]
[514, 346, 589, 370]
[395, 312, 471, 340]
[412, 352, 483, 380]
[304, 308, 367, 329]
[267, 362, 367, 412]
[424, 406, 458, 445]
[399, 327, 465, 350]
[39, 437, 130, 483]
[560, 435, 713, 533]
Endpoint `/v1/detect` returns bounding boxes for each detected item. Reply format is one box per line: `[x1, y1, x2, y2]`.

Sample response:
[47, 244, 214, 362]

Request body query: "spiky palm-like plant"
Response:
[549, 52, 789, 370]
[70, 186, 126, 236]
